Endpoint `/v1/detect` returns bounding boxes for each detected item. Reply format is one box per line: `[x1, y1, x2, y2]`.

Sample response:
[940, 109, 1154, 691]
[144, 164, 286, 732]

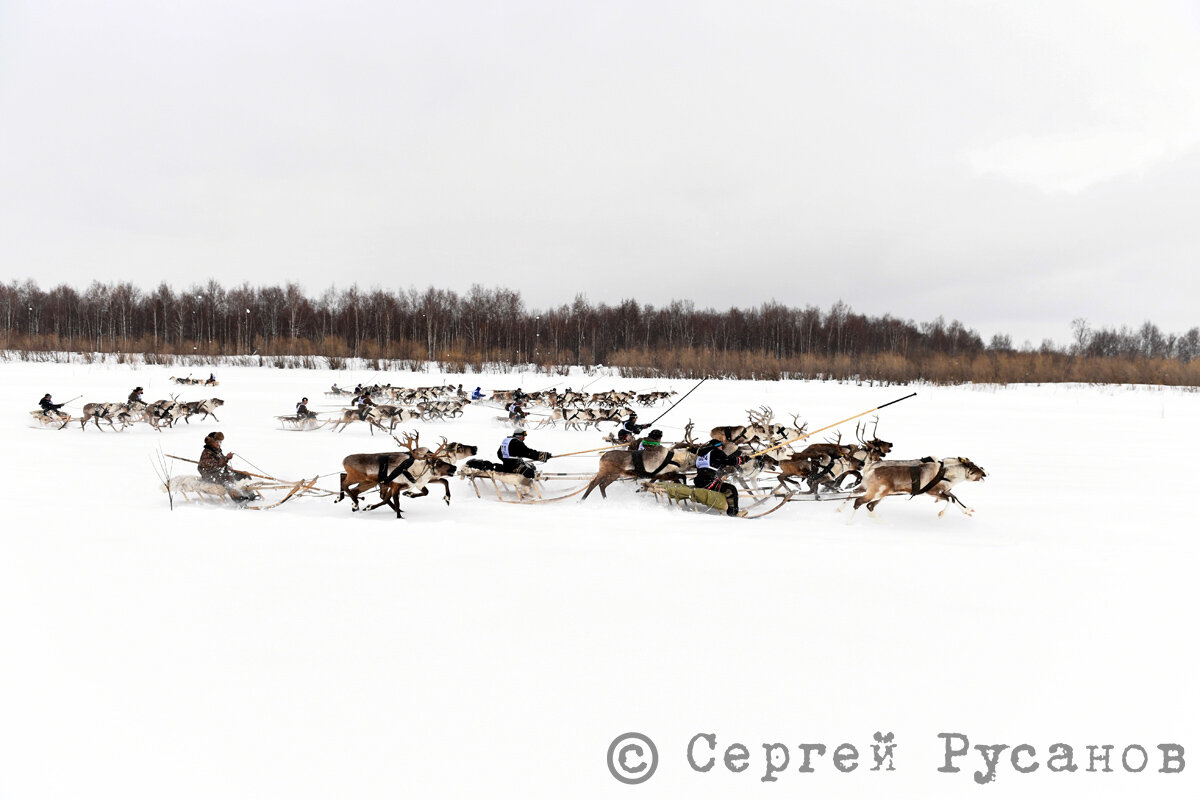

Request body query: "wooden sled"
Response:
[162, 474, 329, 509]
[276, 415, 327, 431]
[457, 466, 588, 504]
[29, 410, 73, 430]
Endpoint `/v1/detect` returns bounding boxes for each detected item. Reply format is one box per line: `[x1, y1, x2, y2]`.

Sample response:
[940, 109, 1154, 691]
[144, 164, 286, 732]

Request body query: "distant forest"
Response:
[2, 279, 1198, 385]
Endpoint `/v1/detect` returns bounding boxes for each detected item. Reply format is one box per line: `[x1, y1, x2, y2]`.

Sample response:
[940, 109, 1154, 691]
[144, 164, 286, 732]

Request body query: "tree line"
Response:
[1, 279, 1197, 385]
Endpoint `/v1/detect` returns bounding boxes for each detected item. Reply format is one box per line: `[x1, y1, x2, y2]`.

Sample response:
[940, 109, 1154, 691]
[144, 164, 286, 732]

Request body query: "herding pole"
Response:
[549, 376, 709, 458]
[547, 442, 628, 459]
[647, 376, 708, 426]
[752, 392, 917, 458]
[165, 454, 275, 481]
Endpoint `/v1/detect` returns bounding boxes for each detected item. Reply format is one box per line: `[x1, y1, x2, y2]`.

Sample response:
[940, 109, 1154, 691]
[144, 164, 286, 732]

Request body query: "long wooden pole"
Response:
[166, 454, 275, 481]
[547, 442, 627, 459]
[647, 376, 707, 426]
[751, 392, 917, 457]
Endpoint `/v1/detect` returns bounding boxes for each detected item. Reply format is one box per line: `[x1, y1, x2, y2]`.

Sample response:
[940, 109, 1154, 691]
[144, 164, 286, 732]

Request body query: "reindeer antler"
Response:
[393, 429, 421, 453]
[426, 435, 451, 461]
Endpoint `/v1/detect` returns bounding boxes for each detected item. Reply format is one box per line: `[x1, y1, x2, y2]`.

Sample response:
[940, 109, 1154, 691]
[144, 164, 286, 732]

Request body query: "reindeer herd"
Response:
[29, 377, 986, 521]
[318, 389, 986, 521]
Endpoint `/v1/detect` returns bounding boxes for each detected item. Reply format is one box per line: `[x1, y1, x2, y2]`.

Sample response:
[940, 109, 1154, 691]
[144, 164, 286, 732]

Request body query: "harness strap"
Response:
[911, 460, 947, 495]
[380, 454, 416, 484]
[633, 448, 675, 479]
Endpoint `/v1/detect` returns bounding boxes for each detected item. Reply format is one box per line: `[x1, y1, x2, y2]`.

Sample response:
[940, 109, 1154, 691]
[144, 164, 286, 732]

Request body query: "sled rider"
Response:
[296, 397, 317, 419]
[128, 386, 145, 405]
[616, 411, 647, 443]
[497, 429, 550, 480]
[471, 386, 485, 400]
[634, 428, 665, 451]
[39, 393, 64, 417]
[198, 431, 256, 503]
[353, 391, 376, 420]
[693, 438, 748, 518]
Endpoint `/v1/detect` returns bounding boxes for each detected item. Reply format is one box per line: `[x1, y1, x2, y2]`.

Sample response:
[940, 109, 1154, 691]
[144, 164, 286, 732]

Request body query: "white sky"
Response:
[2, 0, 1199, 346]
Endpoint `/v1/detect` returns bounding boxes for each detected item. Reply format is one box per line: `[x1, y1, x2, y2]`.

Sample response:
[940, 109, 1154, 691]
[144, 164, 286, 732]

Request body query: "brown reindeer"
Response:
[711, 407, 805, 448]
[842, 457, 987, 522]
[79, 401, 143, 431]
[581, 445, 697, 500]
[180, 398, 224, 423]
[335, 433, 470, 518]
[329, 405, 387, 433]
[777, 422, 893, 496]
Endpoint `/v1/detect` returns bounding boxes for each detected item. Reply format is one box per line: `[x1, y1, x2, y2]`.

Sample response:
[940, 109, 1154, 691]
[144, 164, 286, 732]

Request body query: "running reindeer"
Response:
[774, 419, 893, 498]
[335, 432, 477, 518]
[711, 407, 806, 449]
[840, 456, 987, 521]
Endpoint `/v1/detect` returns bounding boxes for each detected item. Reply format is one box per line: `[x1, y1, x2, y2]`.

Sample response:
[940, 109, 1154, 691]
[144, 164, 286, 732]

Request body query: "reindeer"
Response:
[776, 433, 856, 496]
[329, 405, 394, 434]
[581, 445, 697, 500]
[842, 457, 987, 521]
[180, 398, 224, 423]
[418, 399, 469, 420]
[144, 397, 187, 430]
[375, 405, 422, 431]
[562, 406, 627, 432]
[776, 420, 893, 497]
[335, 433, 469, 518]
[711, 407, 805, 448]
[79, 401, 143, 431]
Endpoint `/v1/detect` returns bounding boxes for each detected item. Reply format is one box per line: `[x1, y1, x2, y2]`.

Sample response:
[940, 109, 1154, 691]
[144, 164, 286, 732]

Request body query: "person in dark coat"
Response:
[354, 392, 376, 420]
[39, 393, 64, 416]
[496, 429, 550, 480]
[634, 429, 664, 451]
[295, 397, 316, 419]
[693, 439, 747, 517]
[616, 411, 647, 443]
[198, 431, 256, 502]
[128, 386, 145, 404]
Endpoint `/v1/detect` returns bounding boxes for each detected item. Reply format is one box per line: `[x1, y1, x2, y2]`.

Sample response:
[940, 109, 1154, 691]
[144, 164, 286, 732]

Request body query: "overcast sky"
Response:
[2, 0, 1199, 346]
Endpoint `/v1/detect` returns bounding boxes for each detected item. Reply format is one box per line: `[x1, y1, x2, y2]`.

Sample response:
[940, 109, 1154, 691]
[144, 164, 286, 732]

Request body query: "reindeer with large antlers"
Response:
[711, 406, 805, 449]
[335, 431, 476, 518]
[775, 419, 893, 498]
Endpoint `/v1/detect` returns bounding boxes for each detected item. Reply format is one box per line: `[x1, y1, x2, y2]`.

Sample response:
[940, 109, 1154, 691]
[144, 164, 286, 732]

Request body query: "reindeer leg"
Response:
[581, 475, 601, 500]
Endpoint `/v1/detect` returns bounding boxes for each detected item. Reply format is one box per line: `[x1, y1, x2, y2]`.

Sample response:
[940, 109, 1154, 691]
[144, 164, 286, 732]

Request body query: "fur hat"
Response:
[513, 428, 527, 437]
[208, 431, 224, 440]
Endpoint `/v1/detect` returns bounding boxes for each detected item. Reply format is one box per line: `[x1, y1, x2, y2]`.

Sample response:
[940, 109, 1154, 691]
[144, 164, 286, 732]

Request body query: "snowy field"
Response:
[1, 360, 1197, 799]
